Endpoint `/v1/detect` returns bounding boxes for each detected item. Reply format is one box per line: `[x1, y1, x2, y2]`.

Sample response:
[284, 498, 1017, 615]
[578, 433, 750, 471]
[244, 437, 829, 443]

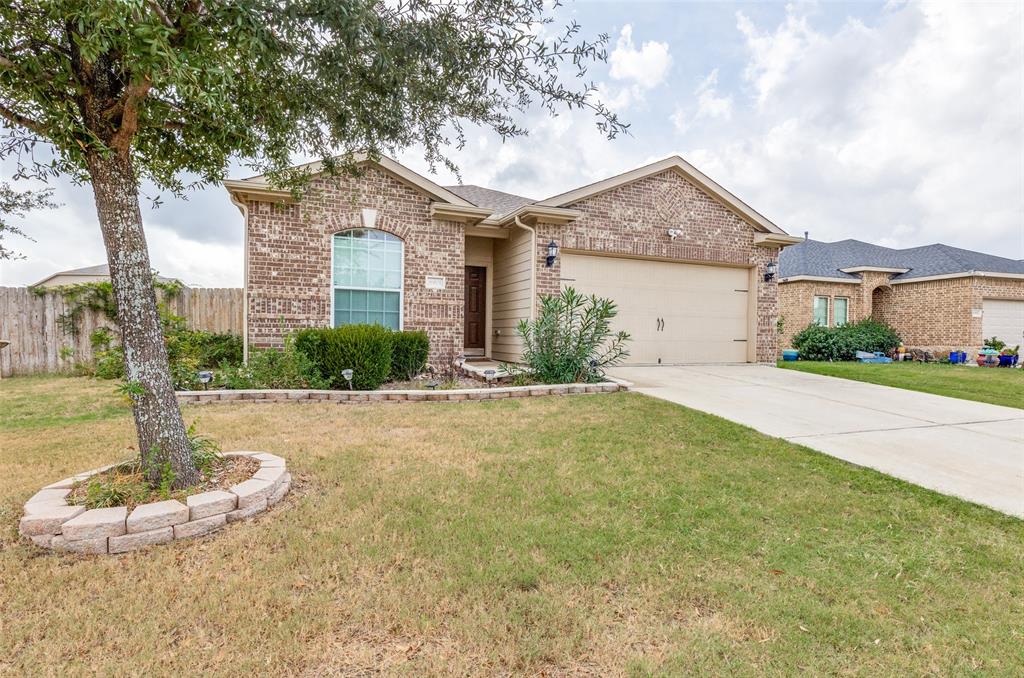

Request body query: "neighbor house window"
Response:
[812, 296, 829, 326]
[332, 229, 403, 330]
[834, 297, 849, 327]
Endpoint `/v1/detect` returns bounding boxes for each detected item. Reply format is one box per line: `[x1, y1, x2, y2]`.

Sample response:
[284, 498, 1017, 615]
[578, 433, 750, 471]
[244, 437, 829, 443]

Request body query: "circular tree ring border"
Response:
[18, 452, 291, 555]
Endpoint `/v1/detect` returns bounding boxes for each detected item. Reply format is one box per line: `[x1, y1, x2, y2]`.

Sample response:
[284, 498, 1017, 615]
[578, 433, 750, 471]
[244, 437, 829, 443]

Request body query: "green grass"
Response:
[778, 360, 1024, 409]
[1, 375, 1022, 675]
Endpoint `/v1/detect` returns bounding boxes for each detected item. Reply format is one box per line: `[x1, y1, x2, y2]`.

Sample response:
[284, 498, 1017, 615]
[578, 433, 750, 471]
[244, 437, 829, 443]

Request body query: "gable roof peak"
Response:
[535, 154, 787, 235]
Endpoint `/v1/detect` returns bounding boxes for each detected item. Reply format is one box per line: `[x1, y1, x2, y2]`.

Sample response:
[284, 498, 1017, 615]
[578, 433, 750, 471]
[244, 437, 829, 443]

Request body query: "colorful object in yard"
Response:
[857, 351, 892, 364]
[782, 349, 799, 361]
[976, 348, 1000, 367]
[897, 343, 906, 361]
[948, 350, 967, 364]
[998, 354, 1019, 367]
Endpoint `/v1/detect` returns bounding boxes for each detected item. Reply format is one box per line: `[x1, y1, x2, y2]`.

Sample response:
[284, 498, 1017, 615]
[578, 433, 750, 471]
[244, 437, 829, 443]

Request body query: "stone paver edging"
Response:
[176, 381, 627, 405]
[19, 452, 291, 555]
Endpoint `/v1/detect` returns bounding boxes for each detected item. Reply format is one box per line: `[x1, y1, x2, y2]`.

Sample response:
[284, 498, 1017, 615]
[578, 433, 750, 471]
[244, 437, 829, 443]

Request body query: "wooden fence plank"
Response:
[0, 287, 243, 376]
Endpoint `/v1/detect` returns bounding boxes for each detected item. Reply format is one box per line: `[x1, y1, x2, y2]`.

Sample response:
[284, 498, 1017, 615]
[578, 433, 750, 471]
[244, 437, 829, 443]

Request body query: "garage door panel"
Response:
[982, 299, 1024, 346]
[561, 254, 750, 364]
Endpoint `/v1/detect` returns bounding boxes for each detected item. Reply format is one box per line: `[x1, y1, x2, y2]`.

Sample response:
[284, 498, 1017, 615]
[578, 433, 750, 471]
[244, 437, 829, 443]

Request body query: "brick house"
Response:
[224, 155, 800, 367]
[778, 238, 1024, 356]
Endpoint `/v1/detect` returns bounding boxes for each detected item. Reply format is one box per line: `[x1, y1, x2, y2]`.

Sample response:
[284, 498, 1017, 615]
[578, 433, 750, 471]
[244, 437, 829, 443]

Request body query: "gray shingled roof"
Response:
[779, 239, 1024, 281]
[443, 184, 536, 217]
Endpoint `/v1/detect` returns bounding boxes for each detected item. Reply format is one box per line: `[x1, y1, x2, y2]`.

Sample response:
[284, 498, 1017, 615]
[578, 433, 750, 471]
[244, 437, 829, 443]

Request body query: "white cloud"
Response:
[673, 69, 734, 134]
[695, 70, 733, 121]
[688, 2, 1023, 257]
[608, 25, 672, 90]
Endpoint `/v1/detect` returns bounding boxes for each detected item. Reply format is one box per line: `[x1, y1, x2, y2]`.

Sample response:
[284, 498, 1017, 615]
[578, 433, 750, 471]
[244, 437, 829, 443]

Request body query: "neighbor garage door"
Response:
[982, 299, 1024, 347]
[561, 253, 750, 364]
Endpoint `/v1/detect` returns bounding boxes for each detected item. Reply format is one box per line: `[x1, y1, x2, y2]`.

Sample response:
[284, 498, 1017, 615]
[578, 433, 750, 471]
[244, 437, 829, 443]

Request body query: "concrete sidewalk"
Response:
[611, 365, 1024, 518]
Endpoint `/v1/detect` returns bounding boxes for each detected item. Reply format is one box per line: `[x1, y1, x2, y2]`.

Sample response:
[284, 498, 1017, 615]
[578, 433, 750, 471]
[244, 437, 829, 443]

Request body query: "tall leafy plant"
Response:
[508, 287, 630, 384]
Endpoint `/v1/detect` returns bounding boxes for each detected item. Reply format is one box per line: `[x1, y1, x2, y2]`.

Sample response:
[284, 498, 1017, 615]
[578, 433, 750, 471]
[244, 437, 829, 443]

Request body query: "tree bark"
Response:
[86, 151, 199, 488]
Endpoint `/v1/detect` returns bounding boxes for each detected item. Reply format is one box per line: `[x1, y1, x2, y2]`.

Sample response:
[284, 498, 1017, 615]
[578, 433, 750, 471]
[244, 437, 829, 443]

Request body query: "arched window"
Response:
[332, 229, 403, 329]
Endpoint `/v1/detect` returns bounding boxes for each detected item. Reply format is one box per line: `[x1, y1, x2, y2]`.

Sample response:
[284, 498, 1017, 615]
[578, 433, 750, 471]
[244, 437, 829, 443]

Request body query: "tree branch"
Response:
[0, 102, 46, 136]
[146, 1, 176, 30]
[109, 76, 153, 153]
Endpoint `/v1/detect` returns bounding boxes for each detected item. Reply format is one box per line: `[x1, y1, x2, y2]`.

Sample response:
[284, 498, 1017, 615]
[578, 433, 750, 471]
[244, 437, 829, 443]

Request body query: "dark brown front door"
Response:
[464, 266, 486, 351]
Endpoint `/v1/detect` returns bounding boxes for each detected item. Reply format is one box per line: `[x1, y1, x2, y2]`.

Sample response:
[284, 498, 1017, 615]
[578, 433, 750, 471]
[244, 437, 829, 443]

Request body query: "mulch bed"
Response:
[66, 455, 260, 511]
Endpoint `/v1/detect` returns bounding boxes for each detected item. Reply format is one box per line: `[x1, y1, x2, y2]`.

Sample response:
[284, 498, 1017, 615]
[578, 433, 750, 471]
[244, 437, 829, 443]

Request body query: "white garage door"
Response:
[982, 299, 1024, 347]
[561, 253, 750, 364]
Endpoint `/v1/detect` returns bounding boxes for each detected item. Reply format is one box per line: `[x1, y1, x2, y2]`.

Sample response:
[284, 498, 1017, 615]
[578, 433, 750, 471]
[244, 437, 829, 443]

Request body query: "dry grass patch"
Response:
[1, 375, 1022, 676]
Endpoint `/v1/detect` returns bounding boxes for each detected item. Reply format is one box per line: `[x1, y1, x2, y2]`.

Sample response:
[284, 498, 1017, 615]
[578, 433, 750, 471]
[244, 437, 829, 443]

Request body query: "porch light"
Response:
[341, 368, 354, 390]
[545, 240, 559, 268]
[764, 261, 777, 282]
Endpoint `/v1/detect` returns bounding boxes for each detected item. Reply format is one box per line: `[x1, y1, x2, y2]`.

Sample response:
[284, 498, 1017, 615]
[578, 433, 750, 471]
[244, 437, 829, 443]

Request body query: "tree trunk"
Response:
[86, 151, 199, 488]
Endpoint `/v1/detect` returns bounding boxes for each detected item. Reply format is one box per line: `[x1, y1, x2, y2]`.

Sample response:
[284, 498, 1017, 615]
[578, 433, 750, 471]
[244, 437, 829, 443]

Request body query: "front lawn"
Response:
[779, 360, 1024, 410]
[1, 376, 1021, 675]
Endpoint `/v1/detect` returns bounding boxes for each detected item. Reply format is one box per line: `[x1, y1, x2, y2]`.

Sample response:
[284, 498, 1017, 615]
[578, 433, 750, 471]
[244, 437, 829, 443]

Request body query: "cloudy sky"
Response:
[1, 0, 1021, 287]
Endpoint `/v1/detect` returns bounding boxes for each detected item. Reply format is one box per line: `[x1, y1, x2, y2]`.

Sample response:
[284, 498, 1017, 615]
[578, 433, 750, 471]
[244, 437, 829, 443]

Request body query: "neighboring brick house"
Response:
[224, 155, 800, 367]
[778, 238, 1024, 356]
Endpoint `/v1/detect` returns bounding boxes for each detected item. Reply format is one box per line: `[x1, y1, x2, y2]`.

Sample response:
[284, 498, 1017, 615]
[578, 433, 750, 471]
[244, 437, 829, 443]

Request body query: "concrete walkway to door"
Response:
[611, 365, 1024, 518]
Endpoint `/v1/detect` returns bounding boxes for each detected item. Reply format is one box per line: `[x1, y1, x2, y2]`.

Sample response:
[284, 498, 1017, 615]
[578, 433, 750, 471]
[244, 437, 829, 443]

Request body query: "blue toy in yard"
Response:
[856, 351, 892, 364]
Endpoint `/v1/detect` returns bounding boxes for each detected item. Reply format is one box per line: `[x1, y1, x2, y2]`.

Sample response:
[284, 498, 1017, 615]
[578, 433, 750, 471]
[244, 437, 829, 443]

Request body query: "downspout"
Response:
[513, 215, 538, 322]
[229, 192, 250, 364]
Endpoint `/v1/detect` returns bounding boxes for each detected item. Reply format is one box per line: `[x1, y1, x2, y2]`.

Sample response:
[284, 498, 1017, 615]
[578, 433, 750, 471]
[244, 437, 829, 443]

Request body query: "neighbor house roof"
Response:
[32, 264, 181, 289]
[779, 239, 1024, 283]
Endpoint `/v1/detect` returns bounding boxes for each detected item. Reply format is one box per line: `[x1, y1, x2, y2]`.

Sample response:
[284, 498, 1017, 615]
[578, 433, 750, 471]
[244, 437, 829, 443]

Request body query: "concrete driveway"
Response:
[611, 365, 1024, 518]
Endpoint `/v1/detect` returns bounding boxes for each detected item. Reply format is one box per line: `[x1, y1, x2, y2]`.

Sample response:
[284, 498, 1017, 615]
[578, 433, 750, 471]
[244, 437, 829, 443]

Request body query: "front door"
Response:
[464, 266, 486, 352]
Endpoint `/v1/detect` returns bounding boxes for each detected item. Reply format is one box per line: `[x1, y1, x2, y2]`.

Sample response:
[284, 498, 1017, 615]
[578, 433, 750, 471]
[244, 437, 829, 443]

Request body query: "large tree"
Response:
[0, 0, 625, 487]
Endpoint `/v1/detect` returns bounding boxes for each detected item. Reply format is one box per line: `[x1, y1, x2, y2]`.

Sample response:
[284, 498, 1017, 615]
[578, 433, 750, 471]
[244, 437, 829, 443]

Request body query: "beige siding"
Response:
[491, 227, 534, 362]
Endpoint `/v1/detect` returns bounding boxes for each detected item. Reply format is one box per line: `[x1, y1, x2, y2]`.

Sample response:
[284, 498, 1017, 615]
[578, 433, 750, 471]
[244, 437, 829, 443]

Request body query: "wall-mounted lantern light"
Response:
[546, 240, 559, 268]
[764, 261, 777, 282]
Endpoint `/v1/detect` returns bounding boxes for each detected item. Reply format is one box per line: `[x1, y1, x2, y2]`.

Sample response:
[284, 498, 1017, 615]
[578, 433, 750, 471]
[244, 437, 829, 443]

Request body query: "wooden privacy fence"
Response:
[0, 287, 243, 377]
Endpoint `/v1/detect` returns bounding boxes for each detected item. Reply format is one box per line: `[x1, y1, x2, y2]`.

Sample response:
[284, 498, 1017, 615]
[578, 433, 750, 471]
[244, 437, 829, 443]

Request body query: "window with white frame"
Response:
[833, 297, 849, 326]
[332, 229, 403, 330]
[812, 296, 829, 326]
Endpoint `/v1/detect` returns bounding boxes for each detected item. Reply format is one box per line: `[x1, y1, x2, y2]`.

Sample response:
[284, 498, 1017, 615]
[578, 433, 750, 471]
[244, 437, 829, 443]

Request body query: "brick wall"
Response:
[536, 169, 781, 362]
[244, 166, 464, 364]
[779, 275, 1024, 356]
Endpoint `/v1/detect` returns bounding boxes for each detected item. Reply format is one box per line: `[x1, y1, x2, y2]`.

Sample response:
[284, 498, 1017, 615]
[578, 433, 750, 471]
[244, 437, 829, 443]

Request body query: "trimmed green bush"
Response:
[792, 319, 900, 361]
[293, 324, 395, 390]
[390, 330, 430, 381]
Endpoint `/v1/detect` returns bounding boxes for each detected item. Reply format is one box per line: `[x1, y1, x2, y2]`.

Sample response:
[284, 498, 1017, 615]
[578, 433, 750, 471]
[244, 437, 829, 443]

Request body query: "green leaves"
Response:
[511, 287, 631, 384]
[1, 0, 626, 194]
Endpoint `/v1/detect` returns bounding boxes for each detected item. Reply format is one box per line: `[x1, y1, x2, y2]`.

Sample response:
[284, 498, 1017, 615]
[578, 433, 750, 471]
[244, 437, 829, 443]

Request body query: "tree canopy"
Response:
[1, 0, 626, 190]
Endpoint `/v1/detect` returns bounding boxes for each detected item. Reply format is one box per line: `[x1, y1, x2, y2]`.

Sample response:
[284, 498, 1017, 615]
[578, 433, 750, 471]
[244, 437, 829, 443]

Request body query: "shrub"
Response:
[791, 319, 900, 361]
[94, 346, 126, 379]
[390, 330, 430, 381]
[506, 287, 630, 384]
[217, 335, 329, 389]
[293, 324, 395, 390]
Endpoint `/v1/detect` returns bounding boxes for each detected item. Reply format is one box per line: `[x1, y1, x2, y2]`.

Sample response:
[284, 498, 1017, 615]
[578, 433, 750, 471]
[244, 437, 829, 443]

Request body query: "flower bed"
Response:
[19, 452, 290, 555]
[176, 381, 626, 405]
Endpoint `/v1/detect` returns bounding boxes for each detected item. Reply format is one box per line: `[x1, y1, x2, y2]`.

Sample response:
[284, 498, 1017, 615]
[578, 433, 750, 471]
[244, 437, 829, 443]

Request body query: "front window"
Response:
[834, 297, 849, 326]
[813, 296, 829, 326]
[332, 229, 402, 330]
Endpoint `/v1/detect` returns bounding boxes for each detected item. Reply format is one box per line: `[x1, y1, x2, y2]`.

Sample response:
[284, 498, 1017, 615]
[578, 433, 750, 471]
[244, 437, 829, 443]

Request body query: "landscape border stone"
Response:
[175, 380, 629, 406]
[19, 452, 290, 555]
